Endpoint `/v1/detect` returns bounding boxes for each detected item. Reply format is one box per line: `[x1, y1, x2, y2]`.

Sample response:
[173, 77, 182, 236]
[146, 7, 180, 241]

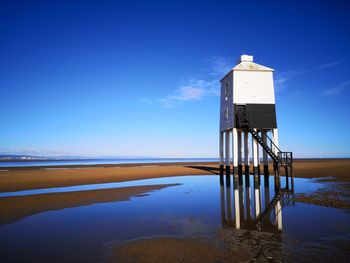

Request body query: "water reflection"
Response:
[220, 174, 295, 232]
[1, 175, 348, 263]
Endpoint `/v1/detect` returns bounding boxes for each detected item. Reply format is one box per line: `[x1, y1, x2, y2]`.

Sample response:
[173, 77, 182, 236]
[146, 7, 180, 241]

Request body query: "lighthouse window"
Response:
[225, 108, 229, 120]
[225, 82, 229, 100]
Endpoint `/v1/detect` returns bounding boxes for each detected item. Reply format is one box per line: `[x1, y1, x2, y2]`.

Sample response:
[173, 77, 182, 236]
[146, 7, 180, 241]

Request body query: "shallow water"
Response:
[0, 175, 322, 198]
[0, 175, 349, 262]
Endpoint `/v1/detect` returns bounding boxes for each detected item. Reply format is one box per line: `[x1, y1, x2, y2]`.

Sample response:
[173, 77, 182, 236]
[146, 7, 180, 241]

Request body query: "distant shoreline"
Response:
[0, 161, 218, 170]
[0, 157, 218, 162]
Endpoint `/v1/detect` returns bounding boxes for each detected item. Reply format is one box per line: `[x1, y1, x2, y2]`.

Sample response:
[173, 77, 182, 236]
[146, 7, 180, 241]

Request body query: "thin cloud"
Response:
[205, 56, 233, 76]
[159, 79, 219, 108]
[274, 71, 301, 93]
[318, 80, 350, 97]
[140, 57, 229, 108]
[313, 61, 341, 71]
[274, 60, 340, 93]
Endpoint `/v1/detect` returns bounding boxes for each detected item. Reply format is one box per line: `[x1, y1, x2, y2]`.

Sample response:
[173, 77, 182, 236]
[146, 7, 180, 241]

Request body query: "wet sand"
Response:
[110, 215, 348, 263]
[0, 184, 178, 225]
[111, 237, 237, 263]
[0, 159, 349, 193]
[288, 159, 350, 182]
[110, 229, 281, 263]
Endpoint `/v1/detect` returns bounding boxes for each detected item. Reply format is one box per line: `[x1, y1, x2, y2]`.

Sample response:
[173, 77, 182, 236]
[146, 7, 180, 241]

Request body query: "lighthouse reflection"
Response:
[220, 174, 294, 232]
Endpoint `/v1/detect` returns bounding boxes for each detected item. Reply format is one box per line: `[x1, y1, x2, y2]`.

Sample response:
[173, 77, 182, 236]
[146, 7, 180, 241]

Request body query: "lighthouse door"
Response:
[235, 105, 248, 128]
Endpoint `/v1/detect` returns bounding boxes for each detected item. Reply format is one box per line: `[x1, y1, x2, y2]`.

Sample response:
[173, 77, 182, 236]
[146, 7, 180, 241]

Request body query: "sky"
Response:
[1, 0, 350, 158]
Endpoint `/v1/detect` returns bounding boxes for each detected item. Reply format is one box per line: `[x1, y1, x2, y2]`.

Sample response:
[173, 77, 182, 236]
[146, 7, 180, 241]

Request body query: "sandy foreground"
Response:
[0, 159, 349, 193]
[111, 237, 240, 263]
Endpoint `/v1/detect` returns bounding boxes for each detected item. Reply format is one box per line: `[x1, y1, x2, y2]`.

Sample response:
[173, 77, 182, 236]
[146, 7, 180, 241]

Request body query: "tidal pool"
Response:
[0, 175, 349, 262]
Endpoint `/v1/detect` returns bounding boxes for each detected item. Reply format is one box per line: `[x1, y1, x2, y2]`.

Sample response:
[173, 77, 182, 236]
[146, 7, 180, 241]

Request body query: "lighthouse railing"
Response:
[265, 133, 282, 153]
[265, 134, 293, 166]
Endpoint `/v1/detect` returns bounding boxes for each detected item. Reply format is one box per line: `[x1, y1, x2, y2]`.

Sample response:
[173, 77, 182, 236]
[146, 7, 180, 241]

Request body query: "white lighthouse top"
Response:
[220, 54, 276, 106]
[239, 54, 253, 62]
[233, 54, 274, 72]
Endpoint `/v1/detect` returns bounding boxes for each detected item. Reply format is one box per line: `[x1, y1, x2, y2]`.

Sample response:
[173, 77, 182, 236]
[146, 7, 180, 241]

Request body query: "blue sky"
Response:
[1, 0, 350, 158]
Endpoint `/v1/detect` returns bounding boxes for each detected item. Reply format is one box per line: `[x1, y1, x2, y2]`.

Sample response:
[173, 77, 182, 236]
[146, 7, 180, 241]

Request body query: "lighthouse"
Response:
[219, 55, 292, 190]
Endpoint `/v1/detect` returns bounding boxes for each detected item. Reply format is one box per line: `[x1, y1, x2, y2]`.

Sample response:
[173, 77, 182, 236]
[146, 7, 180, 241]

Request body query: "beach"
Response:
[1, 159, 349, 262]
[0, 159, 349, 192]
[1, 159, 349, 213]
